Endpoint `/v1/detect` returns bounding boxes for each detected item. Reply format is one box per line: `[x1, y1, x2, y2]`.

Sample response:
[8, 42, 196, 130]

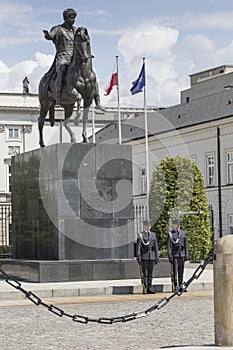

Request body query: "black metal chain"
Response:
[0, 253, 214, 325]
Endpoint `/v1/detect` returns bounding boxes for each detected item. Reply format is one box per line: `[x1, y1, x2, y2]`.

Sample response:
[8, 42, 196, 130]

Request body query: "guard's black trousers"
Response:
[172, 256, 185, 288]
[142, 259, 155, 289]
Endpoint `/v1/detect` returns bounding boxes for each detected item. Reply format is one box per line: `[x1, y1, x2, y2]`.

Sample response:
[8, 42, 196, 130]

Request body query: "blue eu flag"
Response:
[130, 63, 146, 95]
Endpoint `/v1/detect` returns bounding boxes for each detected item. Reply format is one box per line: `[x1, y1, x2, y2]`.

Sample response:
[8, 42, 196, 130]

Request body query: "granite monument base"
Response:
[11, 143, 134, 261]
[0, 258, 170, 283]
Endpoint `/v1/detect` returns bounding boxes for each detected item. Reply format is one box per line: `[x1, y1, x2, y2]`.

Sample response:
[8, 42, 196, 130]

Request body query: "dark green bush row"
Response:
[0, 245, 12, 258]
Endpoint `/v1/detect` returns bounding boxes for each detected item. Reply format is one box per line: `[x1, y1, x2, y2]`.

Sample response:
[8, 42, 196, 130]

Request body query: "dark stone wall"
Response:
[11, 143, 134, 261]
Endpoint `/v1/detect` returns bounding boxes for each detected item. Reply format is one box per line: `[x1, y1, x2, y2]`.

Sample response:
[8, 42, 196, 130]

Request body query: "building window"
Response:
[226, 151, 233, 184]
[8, 128, 19, 139]
[141, 168, 147, 194]
[206, 154, 215, 186]
[228, 214, 233, 234]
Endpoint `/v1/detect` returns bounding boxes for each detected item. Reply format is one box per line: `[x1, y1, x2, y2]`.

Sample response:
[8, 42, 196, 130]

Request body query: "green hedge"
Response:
[0, 245, 12, 258]
[149, 156, 212, 260]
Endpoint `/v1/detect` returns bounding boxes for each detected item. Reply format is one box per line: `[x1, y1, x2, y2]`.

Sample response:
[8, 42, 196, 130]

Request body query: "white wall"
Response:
[132, 117, 233, 237]
[0, 93, 105, 200]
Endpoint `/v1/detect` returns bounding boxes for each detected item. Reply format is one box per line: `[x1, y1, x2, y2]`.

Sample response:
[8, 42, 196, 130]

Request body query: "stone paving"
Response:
[1, 263, 232, 349]
[0, 293, 217, 350]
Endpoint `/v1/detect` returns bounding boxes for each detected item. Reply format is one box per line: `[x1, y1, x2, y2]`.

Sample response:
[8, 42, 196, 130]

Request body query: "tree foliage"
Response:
[149, 156, 212, 260]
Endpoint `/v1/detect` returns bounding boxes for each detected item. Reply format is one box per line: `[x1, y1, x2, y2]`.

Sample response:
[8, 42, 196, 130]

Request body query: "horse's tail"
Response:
[48, 105, 55, 127]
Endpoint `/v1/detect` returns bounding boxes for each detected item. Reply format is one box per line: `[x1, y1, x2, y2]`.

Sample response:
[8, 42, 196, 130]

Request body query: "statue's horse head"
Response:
[73, 27, 93, 62]
[76, 27, 89, 41]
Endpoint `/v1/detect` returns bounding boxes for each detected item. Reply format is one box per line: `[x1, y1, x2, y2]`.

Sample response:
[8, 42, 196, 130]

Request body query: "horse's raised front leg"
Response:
[82, 106, 90, 143]
[63, 105, 76, 143]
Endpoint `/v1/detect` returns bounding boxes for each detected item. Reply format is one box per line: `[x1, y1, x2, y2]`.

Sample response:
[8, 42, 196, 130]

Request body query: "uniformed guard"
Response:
[136, 220, 159, 294]
[167, 219, 188, 291]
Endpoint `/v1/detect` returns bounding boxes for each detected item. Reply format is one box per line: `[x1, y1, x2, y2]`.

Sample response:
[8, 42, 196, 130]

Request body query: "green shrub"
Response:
[149, 156, 212, 260]
[0, 245, 12, 258]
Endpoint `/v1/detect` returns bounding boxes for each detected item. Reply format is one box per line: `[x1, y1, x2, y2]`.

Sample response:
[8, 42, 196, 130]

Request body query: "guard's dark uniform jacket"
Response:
[167, 229, 188, 258]
[167, 229, 188, 289]
[137, 231, 159, 261]
[136, 230, 159, 293]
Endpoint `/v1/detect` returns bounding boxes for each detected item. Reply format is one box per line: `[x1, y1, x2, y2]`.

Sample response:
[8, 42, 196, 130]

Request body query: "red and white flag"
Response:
[104, 72, 118, 96]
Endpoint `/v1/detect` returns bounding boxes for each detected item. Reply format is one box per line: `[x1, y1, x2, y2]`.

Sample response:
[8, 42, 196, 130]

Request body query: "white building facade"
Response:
[94, 65, 233, 239]
[132, 116, 233, 238]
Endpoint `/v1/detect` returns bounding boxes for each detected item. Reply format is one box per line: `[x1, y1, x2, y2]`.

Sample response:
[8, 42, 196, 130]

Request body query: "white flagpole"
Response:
[116, 56, 122, 144]
[143, 57, 150, 221]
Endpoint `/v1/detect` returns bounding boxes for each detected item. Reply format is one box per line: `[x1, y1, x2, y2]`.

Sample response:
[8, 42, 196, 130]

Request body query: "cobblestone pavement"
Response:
[0, 293, 216, 350]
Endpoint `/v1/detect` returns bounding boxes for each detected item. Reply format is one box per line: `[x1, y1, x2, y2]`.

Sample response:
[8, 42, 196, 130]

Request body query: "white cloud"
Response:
[174, 32, 233, 76]
[114, 23, 184, 106]
[214, 41, 233, 65]
[35, 52, 54, 68]
[154, 11, 233, 31]
[0, 53, 53, 93]
[183, 11, 233, 30]
[148, 57, 176, 83]
[0, 60, 10, 91]
[155, 79, 182, 107]
[181, 34, 214, 57]
[86, 23, 233, 108]
[117, 24, 179, 63]
[176, 34, 215, 72]
[81, 9, 108, 17]
[0, 2, 32, 26]
[0, 60, 10, 73]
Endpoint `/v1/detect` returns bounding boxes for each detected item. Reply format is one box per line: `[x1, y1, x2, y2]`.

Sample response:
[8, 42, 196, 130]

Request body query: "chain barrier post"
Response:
[214, 235, 233, 346]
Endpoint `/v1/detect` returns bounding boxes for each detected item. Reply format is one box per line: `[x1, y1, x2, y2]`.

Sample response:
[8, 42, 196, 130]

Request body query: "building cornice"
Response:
[0, 106, 39, 112]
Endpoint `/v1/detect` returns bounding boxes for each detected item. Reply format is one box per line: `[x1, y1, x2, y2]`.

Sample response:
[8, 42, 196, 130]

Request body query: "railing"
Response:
[133, 204, 147, 237]
[0, 204, 12, 257]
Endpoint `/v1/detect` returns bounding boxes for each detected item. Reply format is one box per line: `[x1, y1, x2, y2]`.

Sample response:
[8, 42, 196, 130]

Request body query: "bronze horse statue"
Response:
[38, 27, 97, 147]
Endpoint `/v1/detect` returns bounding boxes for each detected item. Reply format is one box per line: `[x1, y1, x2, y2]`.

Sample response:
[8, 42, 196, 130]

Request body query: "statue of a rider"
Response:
[43, 8, 104, 110]
[22, 76, 30, 95]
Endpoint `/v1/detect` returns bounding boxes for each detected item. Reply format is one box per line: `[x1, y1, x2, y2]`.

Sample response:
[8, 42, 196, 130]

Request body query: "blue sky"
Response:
[1, 0, 233, 107]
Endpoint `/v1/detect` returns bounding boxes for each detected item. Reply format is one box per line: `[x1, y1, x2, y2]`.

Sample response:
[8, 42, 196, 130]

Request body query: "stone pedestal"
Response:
[214, 235, 233, 346]
[11, 143, 134, 262]
[0, 258, 170, 283]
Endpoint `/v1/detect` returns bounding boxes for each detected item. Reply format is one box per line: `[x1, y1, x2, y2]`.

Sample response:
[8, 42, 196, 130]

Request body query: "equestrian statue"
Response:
[38, 8, 105, 147]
